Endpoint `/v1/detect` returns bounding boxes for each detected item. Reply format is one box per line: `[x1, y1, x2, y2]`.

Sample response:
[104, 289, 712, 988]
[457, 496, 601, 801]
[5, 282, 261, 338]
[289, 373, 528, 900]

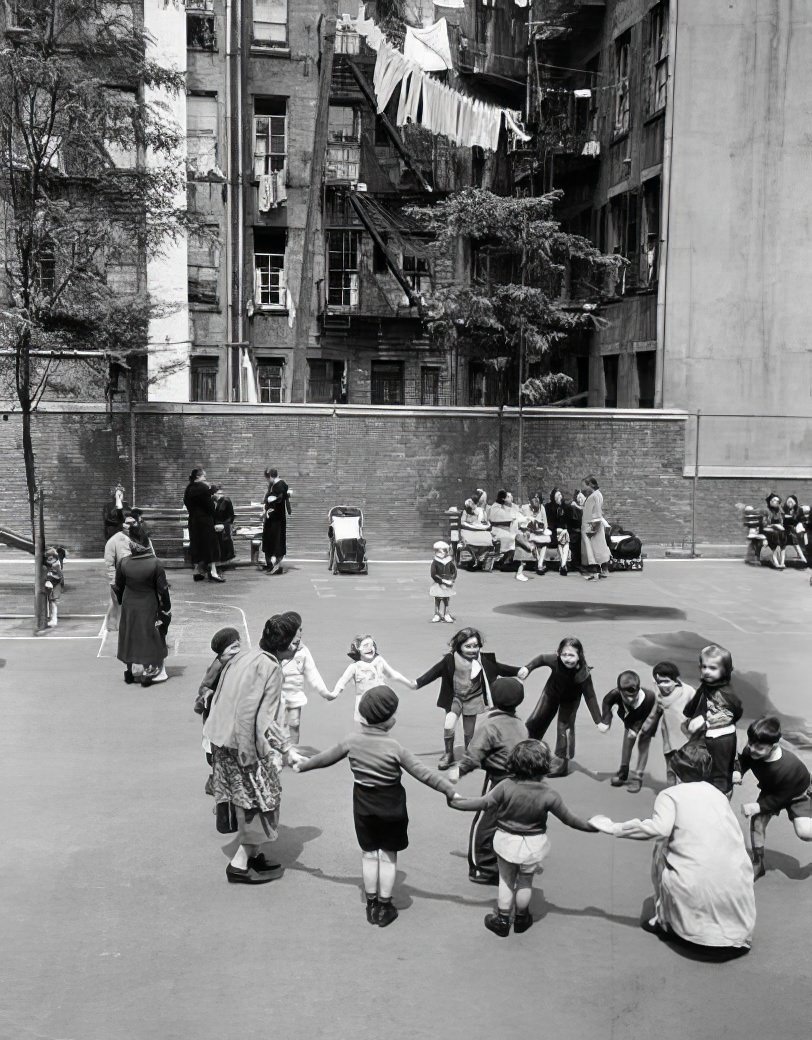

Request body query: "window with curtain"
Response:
[327, 231, 360, 309]
[253, 98, 287, 176]
[253, 0, 287, 46]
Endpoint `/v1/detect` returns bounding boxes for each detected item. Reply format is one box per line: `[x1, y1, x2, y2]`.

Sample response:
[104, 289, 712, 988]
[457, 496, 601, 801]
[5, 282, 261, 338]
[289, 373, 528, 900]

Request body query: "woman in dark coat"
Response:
[212, 485, 236, 566]
[518, 636, 603, 777]
[782, 494, 808, 566]
[183, 468, 225, 583]
[261, 467, 291, 574]
[113, 540, 172, 687]
[415, 627, 522, 769]
[760, 492, 786, 570]
[545, 487, 572, 577]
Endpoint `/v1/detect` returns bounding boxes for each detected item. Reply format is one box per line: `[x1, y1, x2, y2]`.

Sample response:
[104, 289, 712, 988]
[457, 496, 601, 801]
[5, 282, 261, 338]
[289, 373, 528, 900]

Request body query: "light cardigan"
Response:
[202, 648, 288, 766]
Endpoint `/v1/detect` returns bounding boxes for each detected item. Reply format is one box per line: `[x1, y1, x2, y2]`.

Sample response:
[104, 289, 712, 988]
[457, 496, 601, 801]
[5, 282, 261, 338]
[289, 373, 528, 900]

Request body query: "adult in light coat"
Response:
[580, 475, 610, 580]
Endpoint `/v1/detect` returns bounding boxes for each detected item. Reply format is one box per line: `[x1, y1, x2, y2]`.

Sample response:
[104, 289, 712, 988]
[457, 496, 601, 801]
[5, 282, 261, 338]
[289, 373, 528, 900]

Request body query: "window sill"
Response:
[190, 302, 222, 312]
[610, 129, 630, 146]
[254, 307, 289, 315]
[643, 108, 666, 126]
[250, 44, 290, 58]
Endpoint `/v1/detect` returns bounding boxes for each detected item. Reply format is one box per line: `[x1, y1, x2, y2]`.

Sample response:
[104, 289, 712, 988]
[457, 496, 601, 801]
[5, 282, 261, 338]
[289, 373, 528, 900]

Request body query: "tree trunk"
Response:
[21, 406, 48, 631]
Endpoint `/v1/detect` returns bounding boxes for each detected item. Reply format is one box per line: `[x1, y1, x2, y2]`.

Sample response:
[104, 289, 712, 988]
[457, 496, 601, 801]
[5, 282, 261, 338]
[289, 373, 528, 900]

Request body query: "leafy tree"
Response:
[408, 188, 623, 404]
[0, 0, 187, 628]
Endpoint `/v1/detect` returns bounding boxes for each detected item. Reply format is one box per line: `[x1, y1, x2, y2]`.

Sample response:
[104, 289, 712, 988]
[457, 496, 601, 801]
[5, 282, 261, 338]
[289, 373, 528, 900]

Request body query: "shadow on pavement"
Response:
[529, 889, 641, 930]
[763, 849, 812, 881]
[494, 601, 686, 621]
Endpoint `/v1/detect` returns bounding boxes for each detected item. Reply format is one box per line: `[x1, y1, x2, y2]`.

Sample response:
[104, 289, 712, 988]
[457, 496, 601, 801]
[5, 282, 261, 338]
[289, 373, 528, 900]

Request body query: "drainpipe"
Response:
[235, 0, 245, 400]
[224, 0, 233, 398]
[655, 0, 678, 408]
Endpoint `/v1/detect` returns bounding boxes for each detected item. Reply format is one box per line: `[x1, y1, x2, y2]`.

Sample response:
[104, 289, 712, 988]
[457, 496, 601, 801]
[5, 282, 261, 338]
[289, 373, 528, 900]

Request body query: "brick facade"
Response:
[2, 404, 808, 558]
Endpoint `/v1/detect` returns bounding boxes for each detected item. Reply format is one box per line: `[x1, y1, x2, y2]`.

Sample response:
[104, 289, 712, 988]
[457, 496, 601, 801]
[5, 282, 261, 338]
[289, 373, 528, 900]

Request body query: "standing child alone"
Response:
[43, 547, 65, 629]
[429, 541, 457, 623]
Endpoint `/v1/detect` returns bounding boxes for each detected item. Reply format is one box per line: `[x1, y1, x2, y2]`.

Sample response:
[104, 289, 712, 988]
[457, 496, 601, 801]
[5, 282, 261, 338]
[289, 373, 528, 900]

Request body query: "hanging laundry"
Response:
[504, 110, 531, 142]
[513, 0, 529, 7]
[285, 287, 296, 329]
[258, 174, 274, 213]
[432, 0, 465, 7]
[404, 18, 453, 71]
[275, 167, 287, 204]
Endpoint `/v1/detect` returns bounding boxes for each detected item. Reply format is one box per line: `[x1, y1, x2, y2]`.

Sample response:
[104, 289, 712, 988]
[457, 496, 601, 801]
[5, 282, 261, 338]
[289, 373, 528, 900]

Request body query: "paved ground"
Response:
[1, 558, 811, 1040]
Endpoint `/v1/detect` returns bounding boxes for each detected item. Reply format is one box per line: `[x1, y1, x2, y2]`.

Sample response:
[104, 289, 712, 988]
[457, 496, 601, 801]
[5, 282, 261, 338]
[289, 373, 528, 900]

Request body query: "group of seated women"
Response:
[745, 493, 810, 570]
[458, 487, 587, 579]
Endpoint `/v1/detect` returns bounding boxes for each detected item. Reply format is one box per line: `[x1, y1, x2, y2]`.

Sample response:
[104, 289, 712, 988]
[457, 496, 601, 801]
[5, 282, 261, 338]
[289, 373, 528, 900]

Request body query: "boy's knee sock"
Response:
[443, 733, 455, 757]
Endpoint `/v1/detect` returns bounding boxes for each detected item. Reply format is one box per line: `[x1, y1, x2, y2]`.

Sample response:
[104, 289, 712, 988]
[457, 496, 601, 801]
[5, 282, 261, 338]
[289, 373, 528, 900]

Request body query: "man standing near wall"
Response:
[261, 469, 292, 575]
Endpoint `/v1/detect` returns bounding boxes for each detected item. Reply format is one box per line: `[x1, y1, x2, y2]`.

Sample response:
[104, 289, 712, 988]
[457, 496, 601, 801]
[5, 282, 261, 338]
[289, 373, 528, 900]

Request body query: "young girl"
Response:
[518, 637, 603, 777]
[279, 611, 332, 745]
[430, 541, 457, 623]
[415, 628, 522, 770]
[449, 739, 598, 936]
[295, 686, 456, 926]
[43, 546, 64, 629]
[643, 661, 696, 785]
[782, 494, 808, 566]
[332, 635, 415, 723]
[683, 644, 743, 796]
[739, 715, 812, 879]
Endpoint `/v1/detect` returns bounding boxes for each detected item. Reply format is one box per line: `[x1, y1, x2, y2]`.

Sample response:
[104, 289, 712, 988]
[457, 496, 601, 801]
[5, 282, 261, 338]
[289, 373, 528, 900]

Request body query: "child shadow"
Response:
[636, 896, 750, 963]
[221, 824, 321, 866]
[764, 849, 812, 881]
[166, 665, 186, 680]
[527, 888, 641, 930]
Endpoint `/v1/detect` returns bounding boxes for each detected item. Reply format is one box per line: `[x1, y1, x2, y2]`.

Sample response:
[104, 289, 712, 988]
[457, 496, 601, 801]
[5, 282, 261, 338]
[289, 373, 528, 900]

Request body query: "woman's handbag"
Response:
[216, 801, 238, 834]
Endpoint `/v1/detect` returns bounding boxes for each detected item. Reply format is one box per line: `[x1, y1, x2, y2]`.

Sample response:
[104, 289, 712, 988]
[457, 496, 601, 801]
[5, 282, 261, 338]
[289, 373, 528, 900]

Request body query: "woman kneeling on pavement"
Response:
[203, 613, 304, 884]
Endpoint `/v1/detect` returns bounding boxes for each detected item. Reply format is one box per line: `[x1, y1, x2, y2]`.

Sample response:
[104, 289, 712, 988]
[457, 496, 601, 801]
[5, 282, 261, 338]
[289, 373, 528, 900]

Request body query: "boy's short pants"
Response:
[353, 782, 409, 852]
[784, 788, 812, 820]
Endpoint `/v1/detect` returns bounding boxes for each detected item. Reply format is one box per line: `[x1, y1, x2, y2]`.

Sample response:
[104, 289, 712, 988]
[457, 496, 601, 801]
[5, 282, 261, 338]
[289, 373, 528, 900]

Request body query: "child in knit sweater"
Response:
[295, 686, 456, 927]
[683, 644, 743, 796]
[429, 541, 457, 623]
[332, 634, 416, 723]
[278, 611, 333, 746]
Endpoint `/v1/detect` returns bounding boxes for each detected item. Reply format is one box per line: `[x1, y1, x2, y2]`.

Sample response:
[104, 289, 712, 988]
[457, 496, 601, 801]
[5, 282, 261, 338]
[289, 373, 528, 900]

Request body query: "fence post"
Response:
[691, 409, 701, 557]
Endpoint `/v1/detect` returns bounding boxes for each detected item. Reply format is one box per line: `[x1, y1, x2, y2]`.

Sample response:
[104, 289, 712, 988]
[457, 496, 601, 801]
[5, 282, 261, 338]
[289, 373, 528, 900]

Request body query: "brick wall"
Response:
[1, 404, 804, 557]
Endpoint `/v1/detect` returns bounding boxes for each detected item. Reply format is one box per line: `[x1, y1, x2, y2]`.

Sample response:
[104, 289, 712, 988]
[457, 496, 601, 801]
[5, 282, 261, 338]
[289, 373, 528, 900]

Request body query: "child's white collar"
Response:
[767, 745, 782, 763]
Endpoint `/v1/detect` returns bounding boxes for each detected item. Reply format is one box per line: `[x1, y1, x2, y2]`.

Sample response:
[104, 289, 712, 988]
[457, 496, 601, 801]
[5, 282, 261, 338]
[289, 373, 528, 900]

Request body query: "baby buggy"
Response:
[608, 525, 644, 571]
[328, 506, 368, 574]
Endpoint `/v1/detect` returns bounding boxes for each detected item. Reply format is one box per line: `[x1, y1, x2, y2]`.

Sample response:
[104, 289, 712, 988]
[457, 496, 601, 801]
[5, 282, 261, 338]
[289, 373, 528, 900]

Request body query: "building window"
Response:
[326, 107, 360, 181]
[307, 359, 346, 403]
[636, 351, 656, 408]
[257, 357, 285, 402]
[104, 87, 137, 168]
[35, 240, 56, 296]
[420, 366, 440, 406]
[254, 228, 287, 309]
[253, 98, 287, 177]
[326, 145, 360, 182]
[188, 226, 220, 305]
[371, 361, 404, 405]
[648, 2, 669, 113]
[328, 106, 359, 143]
[335, 26, 360, 54]
[191, 357, 218, 402]
[403, 254, 431, 295]
[603, 354, 619, 408]
[327, 231, 359, 309]
[613, 33, 631, 135]
[642, 177, 661, 287]
[187, 0, 216, 50]
[468, 361, 502, 407]
[186, 94, 218, 177]
[608, 192, 639, 295]
[253, 0, 287, 47]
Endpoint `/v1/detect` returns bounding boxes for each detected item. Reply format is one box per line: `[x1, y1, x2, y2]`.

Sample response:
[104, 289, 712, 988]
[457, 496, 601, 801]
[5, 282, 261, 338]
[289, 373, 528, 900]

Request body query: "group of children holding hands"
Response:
[197, 621, 812, 939]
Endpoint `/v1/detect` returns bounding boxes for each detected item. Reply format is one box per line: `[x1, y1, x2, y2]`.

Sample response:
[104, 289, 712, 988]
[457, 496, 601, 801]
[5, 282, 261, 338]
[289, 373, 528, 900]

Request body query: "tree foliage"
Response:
[408, 188, 624, 403]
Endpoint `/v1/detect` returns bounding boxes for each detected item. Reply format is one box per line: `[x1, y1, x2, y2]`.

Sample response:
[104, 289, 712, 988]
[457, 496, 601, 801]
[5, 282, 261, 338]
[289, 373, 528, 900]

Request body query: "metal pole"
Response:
[690, 409, 700, 557]
[517, 322, 524, 503]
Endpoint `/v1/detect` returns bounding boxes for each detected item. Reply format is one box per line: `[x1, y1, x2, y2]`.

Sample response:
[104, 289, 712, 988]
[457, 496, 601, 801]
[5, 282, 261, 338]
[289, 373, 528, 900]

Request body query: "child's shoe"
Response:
[513, 912, 534, 934]
[376, 899, 398, 928]
[515, 571, 529, 582]
[484, 911, 511, 937]
[365, 896, 380, 925]
[627, 775, 643, 794]
[751, 848, 766, 881]
[559, 566, 568, 577]
[547, 756, 569, 778]
[431, 613, 442, 623]
[610, 767, 629, 787]
[443, 613, 455, 623]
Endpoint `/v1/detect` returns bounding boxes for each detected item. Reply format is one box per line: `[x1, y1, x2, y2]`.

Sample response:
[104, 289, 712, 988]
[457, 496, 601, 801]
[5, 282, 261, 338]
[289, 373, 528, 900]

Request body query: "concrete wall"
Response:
[663, 1, 812, 463]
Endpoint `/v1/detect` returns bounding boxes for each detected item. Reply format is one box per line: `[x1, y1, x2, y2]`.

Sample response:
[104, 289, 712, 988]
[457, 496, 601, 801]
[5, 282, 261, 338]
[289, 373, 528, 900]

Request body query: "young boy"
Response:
[683, 644, 743, 796]
[295, 686, 456, 927]
[739, 715, 812, 879]
[598, 670, 656, 793]
[641, 661, 696, 785]
[195, 627, 243, 720]
[43, 546, 65, 629]
[452, 677, 528, 885]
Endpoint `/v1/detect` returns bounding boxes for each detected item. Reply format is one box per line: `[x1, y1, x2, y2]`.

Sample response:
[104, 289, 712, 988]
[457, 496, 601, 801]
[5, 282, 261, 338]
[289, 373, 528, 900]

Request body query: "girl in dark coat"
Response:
[183, 468, 224, 583]
[760, 492, 786, 569]
[782, 494, 808, 566]
[415, 628, 522, 769]
[113, 541, 172, 687]
[261, 467, 291, 574]
[545, 487, 572, 577]
[212, 485, 236, 565]
[518, 636, 603, 776]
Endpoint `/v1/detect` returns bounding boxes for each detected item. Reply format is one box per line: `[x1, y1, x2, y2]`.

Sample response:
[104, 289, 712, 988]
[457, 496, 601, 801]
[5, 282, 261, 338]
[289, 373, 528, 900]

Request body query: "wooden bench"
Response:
[133, 505, 265, 566]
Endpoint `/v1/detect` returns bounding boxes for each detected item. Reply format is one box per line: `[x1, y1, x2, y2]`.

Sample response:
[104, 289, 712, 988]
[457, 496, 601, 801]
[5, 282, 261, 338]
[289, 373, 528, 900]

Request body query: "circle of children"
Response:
[196, 614, 811, 950]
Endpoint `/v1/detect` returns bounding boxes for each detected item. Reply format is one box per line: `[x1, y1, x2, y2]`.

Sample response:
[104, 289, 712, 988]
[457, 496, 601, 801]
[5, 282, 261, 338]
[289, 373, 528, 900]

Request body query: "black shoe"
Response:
[124, 669, 134, 685]
[469, 870, 499, 886]
[437, 752, 455, 771]
[208, 574, 226, 583]
[226, 864, 276, 885]
[484, 912, 511, 937]
[193, 573, 205, 582]
[365, 898, 380, 925]
[610, 769, 629, 787]
[559, 567, 568, 577]
[513, 913, 534, 934]
[548, 758, 569, 778]
[377, 901, 399, 928]
[247, 856, 284, 879]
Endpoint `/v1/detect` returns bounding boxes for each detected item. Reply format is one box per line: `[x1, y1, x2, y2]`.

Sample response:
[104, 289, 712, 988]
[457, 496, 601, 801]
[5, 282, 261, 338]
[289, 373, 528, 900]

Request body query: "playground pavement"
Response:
[1, 557, 811, 1040]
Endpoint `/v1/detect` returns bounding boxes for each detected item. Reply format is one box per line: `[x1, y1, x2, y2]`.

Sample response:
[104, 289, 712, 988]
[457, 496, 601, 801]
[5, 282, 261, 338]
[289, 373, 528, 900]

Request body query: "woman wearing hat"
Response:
[203, 613, 303, 884]
[183, 467, 225, 583]
[112, 537, 171, 686]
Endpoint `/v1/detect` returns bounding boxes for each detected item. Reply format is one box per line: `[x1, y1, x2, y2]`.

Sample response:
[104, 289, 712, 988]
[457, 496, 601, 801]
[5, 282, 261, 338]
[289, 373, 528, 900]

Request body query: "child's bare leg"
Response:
[284, 706, 301, 745]
[378, 850, 397, 898]
[612, 730, 635, 784]
[628, 732, 651, 791]
[514, 870, 534, 914]
[496, 856, 519, 915]
[462, 713, 477, 748]
[750, 813, 770, 878]
[440, 709, 460, 768]
[361, 850, 380, 896]
[792, 817, 812, 841]
[230, 844, 258, 870]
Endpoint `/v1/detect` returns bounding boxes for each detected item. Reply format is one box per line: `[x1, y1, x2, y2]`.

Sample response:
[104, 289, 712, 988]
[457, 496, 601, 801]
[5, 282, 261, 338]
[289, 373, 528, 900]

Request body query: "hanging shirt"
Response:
[404, 19, 453, 71]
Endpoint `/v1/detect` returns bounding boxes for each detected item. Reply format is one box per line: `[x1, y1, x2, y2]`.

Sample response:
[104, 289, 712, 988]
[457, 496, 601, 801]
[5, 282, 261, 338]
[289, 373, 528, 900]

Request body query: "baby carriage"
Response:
[457, 524, 499, 571]
[608, 525, 644, 571]
[328, 506, 368, 574]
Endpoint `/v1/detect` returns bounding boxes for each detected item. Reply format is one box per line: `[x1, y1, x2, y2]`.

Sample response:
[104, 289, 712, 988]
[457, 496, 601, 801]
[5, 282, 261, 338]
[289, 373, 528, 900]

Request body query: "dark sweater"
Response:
[430, 558, 457, 585]
[452, 778, 597, 836]
[600, 687, 657, 731]
[457, 710, 528, 777]
[684, 681, 743, 732]
[415, 652, 521, 711]
[739, 747, 811, 814]
[522, 653, 602, 724]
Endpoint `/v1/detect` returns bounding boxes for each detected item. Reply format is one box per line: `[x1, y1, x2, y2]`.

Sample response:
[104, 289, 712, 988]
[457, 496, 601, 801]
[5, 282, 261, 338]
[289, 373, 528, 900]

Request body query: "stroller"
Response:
[608, 525, 644, 571]
[328, 506, 368, 574]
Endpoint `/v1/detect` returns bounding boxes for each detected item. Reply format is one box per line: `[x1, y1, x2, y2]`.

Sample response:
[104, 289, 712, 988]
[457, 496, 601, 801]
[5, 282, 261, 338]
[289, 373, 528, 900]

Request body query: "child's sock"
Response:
[751, 846, 766, 880]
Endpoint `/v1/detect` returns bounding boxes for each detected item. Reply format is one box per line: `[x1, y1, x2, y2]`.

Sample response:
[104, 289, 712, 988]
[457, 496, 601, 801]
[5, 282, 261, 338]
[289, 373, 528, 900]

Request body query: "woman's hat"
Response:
[260, 613, 300, 653]
[490, 677, 525, 710]
[358, 685, 399, 725]
[211, 627, 240, 654]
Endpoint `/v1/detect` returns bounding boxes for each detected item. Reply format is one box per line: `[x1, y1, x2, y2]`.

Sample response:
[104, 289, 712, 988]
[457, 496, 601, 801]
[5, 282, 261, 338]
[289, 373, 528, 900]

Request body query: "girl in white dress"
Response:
[279, 611, 333, 745]
[332, 634, 416, 722]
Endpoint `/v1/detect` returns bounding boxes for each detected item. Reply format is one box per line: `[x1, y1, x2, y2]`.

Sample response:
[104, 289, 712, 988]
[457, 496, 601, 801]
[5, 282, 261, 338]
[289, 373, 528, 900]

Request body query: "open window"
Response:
[187, 94, 218, 177]
[254, 228, 287, 309]
[253, 97, 287, 177]
[187, 0, 216, 51]
[253, 0, 287, 48]
[327, 230, 359, 310]
[613, 32, 631, 135]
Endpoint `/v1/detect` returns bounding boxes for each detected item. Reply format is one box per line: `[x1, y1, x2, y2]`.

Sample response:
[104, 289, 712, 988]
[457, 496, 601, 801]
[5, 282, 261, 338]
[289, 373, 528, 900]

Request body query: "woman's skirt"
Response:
[763, 526, 787, 550]
[211, 744, 282, 844]
[429, 584, 456, 598]
[353, 782, 409, 852]
[262, 519, 287, 558]
[493, 829, 550, 872]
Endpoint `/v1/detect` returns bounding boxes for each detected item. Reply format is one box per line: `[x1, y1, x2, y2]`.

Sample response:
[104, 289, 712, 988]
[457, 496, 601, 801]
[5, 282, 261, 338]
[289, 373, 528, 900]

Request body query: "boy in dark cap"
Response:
[195, 627, 242, 720]
[295, 685, 456, 927]
[452, 677, 528, 885]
